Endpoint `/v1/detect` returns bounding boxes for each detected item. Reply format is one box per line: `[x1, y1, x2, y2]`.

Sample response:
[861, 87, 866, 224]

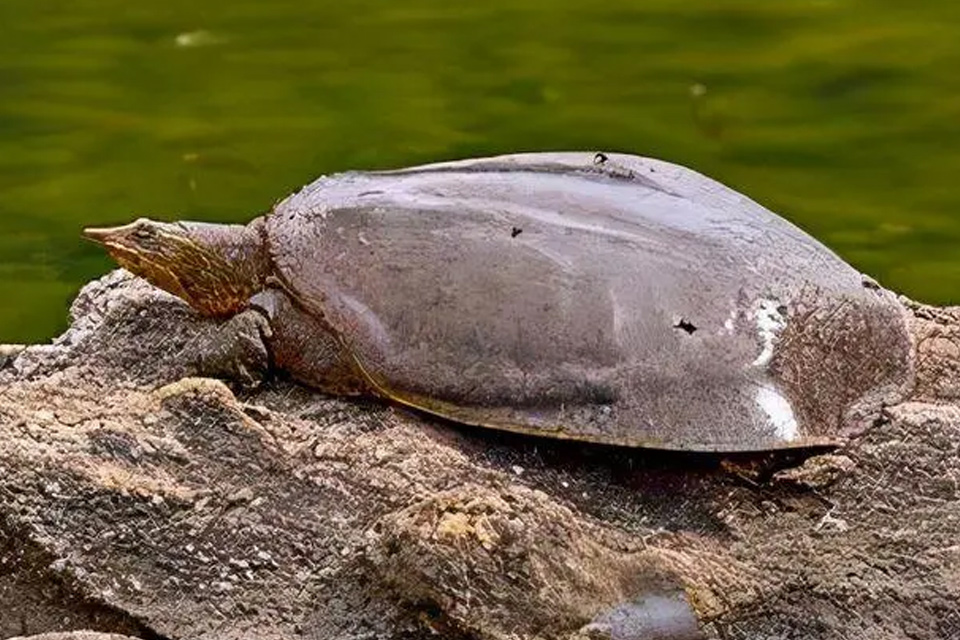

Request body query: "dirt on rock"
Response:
[0, 271, 958, 640]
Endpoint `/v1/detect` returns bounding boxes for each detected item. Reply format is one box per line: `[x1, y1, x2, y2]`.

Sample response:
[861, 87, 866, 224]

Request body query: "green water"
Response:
[2, 0, 959, 342]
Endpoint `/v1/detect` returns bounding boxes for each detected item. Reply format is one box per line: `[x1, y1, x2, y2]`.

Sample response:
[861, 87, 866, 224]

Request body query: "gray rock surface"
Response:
[1, 270, 959, 639]
[10, 633, 141, 640]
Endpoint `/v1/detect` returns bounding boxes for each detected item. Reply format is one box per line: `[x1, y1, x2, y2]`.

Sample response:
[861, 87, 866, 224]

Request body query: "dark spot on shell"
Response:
[861, 276, 881, 291]
[358, 190, 385, 197]
[594, 152, 608, 165]
[777, 304, 788, 316]
[673, 317, 697, 334]
[511, 227, 523, 238]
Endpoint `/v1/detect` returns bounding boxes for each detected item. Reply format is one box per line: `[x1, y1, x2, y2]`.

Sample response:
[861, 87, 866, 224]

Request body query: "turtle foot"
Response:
[195, 308, 273, 389]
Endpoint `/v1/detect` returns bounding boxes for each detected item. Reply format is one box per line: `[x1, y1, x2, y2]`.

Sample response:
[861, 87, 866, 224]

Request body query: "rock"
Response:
[772, 454, 857, 489]
[368, 483, 685, 639]
[578, 593, 702, 640]
[0, 271, 959, 640]
[10, 634, 141, 640]
[0, 345, 24, 370]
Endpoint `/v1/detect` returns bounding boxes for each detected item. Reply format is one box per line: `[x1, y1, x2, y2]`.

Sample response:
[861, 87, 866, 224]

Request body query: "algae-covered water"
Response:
[2, 0, 959, 342]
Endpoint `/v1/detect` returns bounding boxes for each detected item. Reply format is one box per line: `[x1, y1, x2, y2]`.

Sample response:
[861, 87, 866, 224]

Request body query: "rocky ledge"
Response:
[1, 271, 959, 640]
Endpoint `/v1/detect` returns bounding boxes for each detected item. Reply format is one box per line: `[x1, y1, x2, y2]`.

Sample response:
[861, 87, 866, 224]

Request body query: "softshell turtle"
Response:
[83, 152, 914, 451]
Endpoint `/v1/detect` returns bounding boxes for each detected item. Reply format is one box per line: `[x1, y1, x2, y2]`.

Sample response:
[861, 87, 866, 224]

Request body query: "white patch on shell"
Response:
[751, 298, 786, 367]
[719, 307, 738, 335]
[306, 203, 330, 221]
[755, 384, 799, 441]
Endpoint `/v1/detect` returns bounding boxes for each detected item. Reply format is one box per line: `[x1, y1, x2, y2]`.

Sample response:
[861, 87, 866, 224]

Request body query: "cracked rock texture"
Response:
[1, 271, 959, 640]
[10, 634, 141, 640]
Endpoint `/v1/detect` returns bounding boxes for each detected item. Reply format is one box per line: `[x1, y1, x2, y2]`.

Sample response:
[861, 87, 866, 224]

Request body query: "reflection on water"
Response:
[1, 0, 959, 341]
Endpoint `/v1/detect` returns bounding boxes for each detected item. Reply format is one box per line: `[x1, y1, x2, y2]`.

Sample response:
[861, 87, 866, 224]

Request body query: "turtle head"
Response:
[83, 217, 268, 318]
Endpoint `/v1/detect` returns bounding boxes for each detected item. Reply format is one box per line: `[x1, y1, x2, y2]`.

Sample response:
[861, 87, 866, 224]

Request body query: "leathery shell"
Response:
[265, 152, 913, 451]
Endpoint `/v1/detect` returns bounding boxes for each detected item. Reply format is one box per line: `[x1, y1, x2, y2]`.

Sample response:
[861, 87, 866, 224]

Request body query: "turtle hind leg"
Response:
[249, 288, 370, 396]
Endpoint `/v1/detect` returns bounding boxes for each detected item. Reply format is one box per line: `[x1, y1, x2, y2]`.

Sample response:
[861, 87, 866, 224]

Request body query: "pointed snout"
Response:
[82, 225, 120, 245]
[82, 218, 158, 247]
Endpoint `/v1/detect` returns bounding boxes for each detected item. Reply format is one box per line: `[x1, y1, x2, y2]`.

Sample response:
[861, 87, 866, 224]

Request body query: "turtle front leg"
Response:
[193, 306, 273, 388]
[247, 287, 370, 396]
